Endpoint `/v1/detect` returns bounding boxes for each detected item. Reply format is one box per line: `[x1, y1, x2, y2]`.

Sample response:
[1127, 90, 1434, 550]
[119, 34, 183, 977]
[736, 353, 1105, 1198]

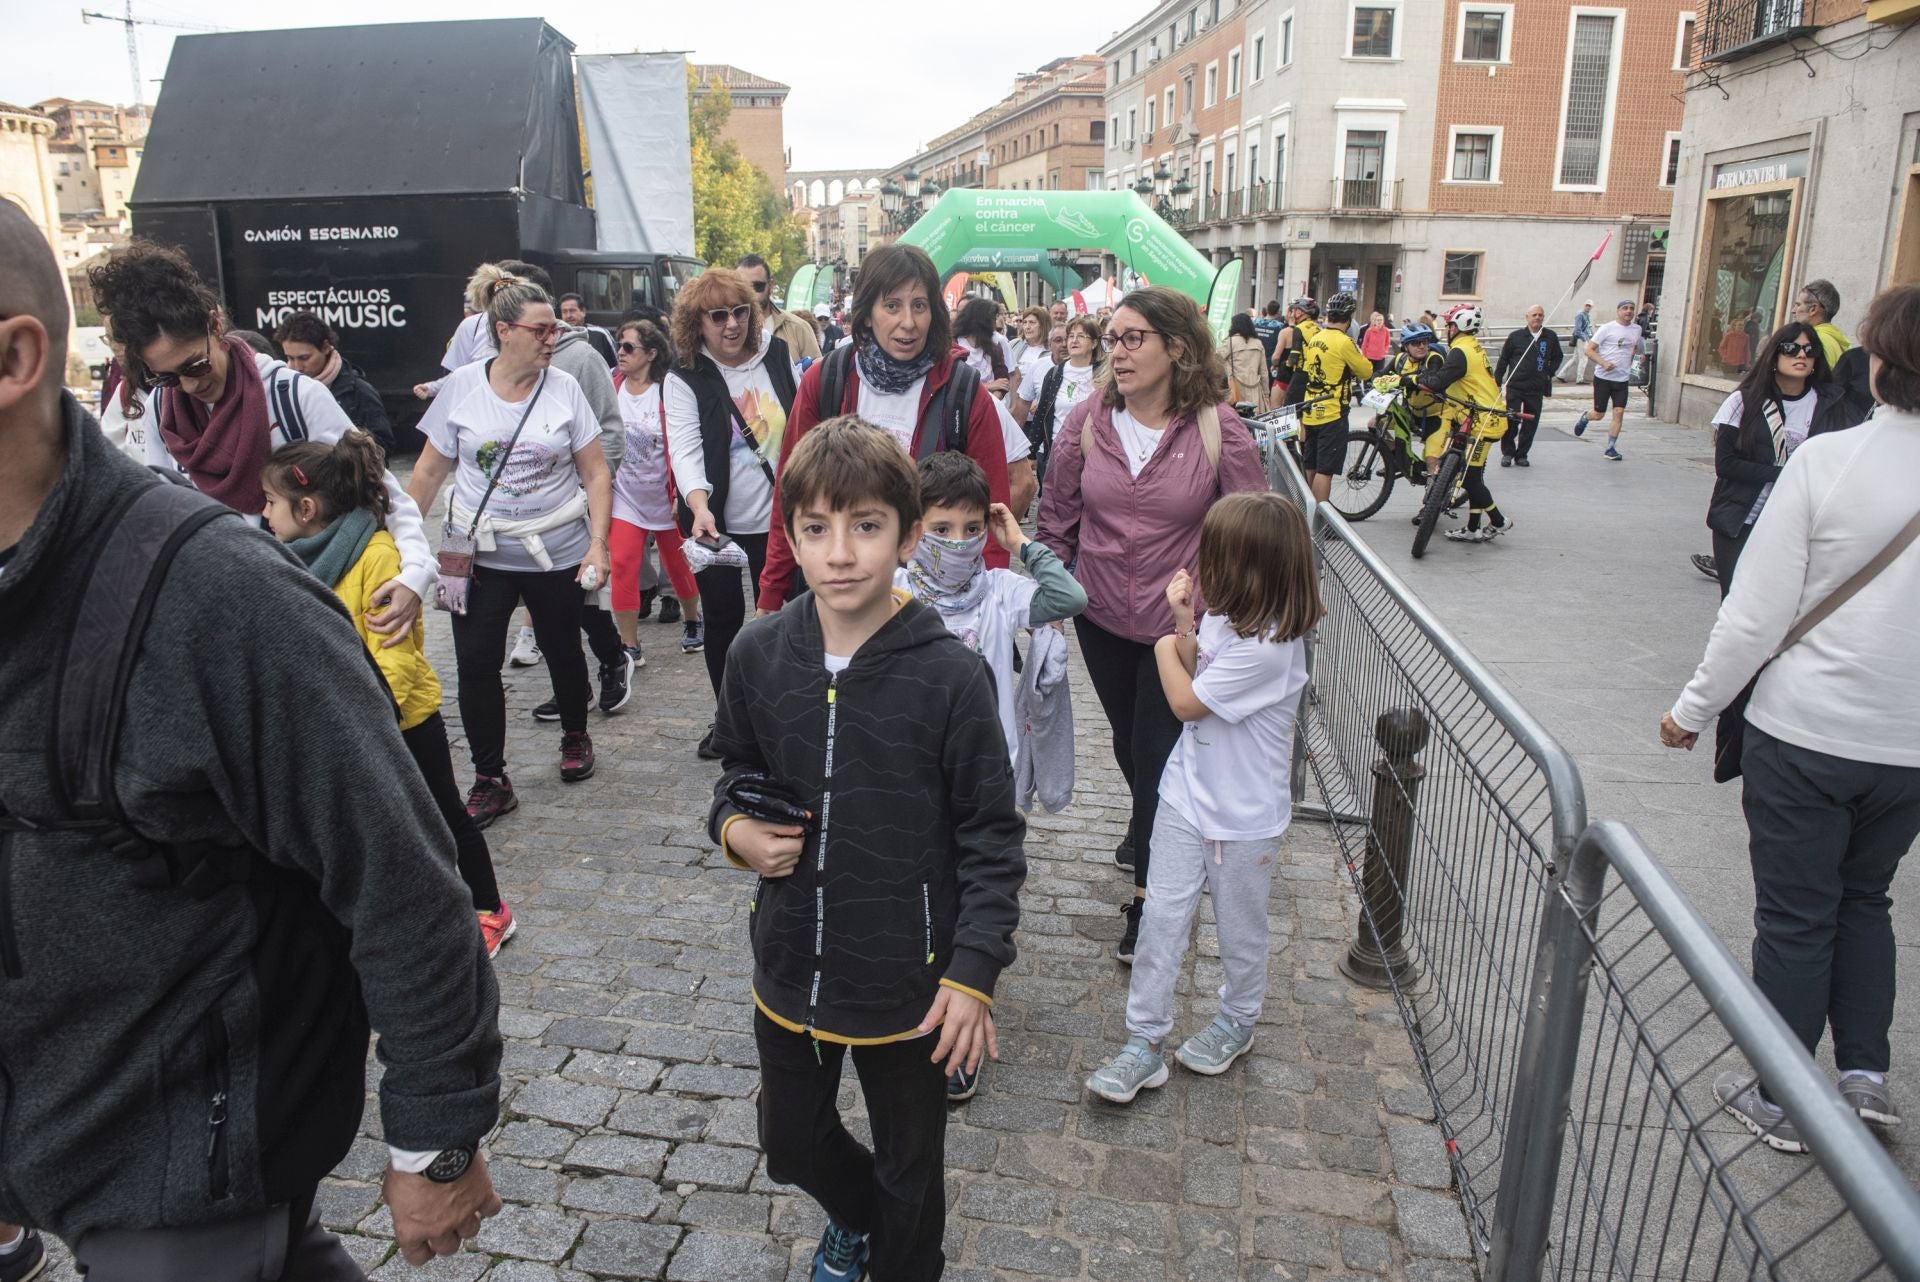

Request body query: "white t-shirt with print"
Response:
[421, 361, 601, 571]
[1590, 321, 1643, 382]
[1711, 387, 1816, 460]
[1111, 407, 1168, 478]
[1016, 357, 1055, 405]
[1159, 612, 1310, 841]
[613, 382, 674, 530]
[663, 340, 787, 535]
[1015, 342, 1052, 396]
[856, 376, 928, 455]
[894, 566, 1038, 760]
[1049, 362, 1098, 439]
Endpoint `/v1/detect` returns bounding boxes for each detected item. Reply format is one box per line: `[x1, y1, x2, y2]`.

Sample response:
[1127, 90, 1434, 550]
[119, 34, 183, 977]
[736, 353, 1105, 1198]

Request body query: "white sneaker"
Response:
[510, 626, 542, 667]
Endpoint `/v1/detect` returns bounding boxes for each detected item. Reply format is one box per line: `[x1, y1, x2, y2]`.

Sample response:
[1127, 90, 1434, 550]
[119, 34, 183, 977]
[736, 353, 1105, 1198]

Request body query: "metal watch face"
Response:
[425, 1146, 474, 1183]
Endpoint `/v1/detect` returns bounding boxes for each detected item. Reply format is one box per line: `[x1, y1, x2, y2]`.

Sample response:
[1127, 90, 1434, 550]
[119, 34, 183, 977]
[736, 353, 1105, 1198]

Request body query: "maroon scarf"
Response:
[159, 334, 272, 514]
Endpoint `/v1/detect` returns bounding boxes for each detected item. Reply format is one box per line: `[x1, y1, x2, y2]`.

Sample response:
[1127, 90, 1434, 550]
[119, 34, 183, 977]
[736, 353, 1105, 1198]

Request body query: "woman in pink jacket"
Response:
[1038, 287, 1268, 961]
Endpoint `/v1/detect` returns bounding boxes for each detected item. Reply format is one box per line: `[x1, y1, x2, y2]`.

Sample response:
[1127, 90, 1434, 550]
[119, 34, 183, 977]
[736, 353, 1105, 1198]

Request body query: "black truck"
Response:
[130, 18, 701, 428]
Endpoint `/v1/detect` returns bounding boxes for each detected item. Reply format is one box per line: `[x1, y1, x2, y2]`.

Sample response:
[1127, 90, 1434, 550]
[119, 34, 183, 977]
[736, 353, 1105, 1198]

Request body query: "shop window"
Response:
[1685, 180, 1801, 380]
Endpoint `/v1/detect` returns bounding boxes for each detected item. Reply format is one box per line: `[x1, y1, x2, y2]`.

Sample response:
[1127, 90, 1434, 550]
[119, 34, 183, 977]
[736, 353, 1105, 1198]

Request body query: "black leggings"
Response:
[1074, 615, 1185, 891]
[451, 563, 591, 777]
[581, 600, 624, 666]
[1461, 460, 1505, 530]
[695, 531, 769, 698]
[401, 712, 502, 912]
[1712, 528, 1746, 599]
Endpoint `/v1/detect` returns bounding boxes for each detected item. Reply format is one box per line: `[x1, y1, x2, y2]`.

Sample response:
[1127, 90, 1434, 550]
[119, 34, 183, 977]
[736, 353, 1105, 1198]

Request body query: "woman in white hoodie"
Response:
[1661, 283, 1920, 1149]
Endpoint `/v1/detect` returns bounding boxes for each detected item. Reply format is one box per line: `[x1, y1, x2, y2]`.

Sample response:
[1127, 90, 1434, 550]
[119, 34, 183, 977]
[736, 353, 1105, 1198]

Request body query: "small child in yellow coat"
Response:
[262, 431, 515, 957]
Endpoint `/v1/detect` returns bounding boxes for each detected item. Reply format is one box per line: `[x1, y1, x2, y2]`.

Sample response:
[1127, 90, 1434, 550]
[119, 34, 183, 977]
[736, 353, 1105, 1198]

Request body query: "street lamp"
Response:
[1171, 176, 1194, 217]
[903, 166, 922, 202]
[1136, 164, 1189, 225]
[880, 179, 902, 217]
[919, 179, 941, 213]
[1132, 175, 1153, 198]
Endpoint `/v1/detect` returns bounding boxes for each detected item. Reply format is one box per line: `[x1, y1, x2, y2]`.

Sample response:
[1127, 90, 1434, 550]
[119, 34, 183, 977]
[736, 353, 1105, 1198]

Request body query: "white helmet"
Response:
[1444, 303, 1482, 335]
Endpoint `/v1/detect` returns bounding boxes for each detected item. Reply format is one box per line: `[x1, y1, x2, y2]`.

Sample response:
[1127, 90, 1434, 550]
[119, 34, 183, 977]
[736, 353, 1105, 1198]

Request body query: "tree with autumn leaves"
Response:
[689, 68, 808, 282]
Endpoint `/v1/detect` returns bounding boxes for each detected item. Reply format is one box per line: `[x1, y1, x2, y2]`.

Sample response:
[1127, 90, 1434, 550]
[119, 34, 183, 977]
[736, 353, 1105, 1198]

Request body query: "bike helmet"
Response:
[1399, 321, 1437, 345]
[1289, 295, 1320, 319]
[1444, 303, 1482, 334]
[1325, 291, 1358, 320]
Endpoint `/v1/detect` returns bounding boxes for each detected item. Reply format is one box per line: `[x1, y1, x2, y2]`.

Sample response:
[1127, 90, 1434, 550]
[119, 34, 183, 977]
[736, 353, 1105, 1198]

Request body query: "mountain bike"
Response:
[1307, 378, 1443, 522]
[1410, 390, 1533, 560]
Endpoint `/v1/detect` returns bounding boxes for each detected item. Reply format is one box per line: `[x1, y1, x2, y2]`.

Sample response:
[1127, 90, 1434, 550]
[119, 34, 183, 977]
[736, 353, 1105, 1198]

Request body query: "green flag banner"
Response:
[1206, 258, 1243, 345]
[785, 263, 818, 314]
[811, 268, 837, 312]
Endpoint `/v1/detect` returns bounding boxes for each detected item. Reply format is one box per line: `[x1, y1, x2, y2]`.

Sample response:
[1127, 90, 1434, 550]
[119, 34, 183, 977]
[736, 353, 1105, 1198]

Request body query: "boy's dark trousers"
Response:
[754, 1010, 949, 1280]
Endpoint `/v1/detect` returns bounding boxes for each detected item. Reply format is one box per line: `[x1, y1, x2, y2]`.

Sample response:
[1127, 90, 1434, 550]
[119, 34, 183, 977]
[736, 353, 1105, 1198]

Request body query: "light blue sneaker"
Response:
[1086, 1037, 1169, 1103]
[1175, 1014, 1256, 1076]
[811, 1220, 870, 1281]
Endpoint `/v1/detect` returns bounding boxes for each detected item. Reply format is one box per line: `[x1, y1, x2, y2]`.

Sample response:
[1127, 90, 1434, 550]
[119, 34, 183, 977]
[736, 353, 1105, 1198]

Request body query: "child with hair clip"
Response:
[1086, 491, 1323, 1102]
[262, 432, 517, 958]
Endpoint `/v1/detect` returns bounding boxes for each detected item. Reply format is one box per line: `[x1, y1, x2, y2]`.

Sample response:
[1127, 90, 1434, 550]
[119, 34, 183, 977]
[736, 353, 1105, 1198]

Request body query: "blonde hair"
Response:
[1097, 286, 1226, 420]
[1197, 491, 1323, 642]
[474, 263, 550, 349]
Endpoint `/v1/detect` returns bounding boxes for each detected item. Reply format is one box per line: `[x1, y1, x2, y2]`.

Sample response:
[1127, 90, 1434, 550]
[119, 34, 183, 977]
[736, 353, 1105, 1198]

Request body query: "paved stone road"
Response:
[41, 568, 1476, 1280]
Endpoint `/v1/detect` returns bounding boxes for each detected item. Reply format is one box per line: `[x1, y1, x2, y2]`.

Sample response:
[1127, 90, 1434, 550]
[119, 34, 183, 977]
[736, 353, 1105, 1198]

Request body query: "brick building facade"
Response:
[691, 64, 790, 193]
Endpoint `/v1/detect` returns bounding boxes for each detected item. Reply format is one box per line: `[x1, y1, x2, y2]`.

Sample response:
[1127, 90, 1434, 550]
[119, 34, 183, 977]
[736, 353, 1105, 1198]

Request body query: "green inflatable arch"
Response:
[898, 189, 1242, 341]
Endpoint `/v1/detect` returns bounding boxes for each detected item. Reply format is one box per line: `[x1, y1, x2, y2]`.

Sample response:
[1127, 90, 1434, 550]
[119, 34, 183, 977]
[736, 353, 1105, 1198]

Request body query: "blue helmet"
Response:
[1400, 321, 1437, 345]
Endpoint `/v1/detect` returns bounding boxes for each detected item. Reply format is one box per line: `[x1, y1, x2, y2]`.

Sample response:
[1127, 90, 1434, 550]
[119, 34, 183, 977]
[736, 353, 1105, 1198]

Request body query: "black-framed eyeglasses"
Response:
[706, 304, 753, 326]
[1776, 341, 1817, 359]
[142, 340, 214, 389]
[1099, 328, 1162, 353]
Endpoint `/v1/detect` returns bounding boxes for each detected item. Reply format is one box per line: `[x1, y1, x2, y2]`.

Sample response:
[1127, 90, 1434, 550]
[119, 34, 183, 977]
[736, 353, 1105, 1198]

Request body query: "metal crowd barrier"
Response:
[1246, 416, 1920, 1281]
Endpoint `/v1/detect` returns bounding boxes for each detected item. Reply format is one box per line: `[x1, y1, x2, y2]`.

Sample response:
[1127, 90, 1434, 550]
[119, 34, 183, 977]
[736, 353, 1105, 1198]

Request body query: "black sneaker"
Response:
[464, 774, 518, 830]
[1116, 900, 1143, 964]
[947, 1064, 980, 1103]
[638, 588, 657, 620]
[0, 1228, 45, 1282]
[598, 649, 635, 714]
[1691, 552, 1719, 581]
[1114, 821, 1136, 870]
[697, 723, 723, 760]
[532, 699, 561, 722]
[1515, 457, 1531, 467]
[659, 595, 682, 624]
[1500, 455, 1513, 467]
[560, 730, 596, 782]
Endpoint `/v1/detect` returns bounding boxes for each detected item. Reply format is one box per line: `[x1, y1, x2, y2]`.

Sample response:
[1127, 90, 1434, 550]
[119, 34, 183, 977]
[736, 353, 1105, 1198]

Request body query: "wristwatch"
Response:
[424, 1145, 476, 1184]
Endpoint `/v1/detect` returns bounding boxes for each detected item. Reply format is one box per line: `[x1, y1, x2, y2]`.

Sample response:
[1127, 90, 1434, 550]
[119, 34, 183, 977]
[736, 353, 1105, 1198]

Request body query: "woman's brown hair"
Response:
[1197, 491, 1323, 642]
[1858, 283, 1920, 414]
[262, 430, 392, 527]
[616, 318, 672, 385]
[848, 244, 951, 361]
[1098, 286, 1226, 419]
[671, 267, 762, 370]
[1065, 315, 1105, 367]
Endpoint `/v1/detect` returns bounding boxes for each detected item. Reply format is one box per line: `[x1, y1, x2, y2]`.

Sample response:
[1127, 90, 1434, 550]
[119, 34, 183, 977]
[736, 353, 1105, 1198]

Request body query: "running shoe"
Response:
[1838, 1073, 1900, 1129]
[1500, 455, 1513, 468]
[1715, 1072, 1806, 1153]
[532, 699, 561, 722]
[659, 595, 683, 624]
[1444, 527, 1494, 543]
[1604, 446, 1624, 461]
[1175, 1014, 1256, 1076]
[599, 650, 635, 714]
[1086, 1037, 1169, 1104]
[1491, 519, 1516, 538]
[1515, 457, 1531, 467]
[477, 901, 517, 959]
[1573, 413, 1589, 437]
[1115, 900, 1143, 963]
[681, 619, 706, 654]
[0, 1228, 46, 1282]
[465, 775, 517, 829]
[509, 626, 542, 666]
[947, 1065, 980, 1103]
[627, 641, 647, 670]
[1691, 553, 1719, 581]
[638, 588, 657, 620]
[811, 1221, 870, 1281]
[560, 731, 596, 782]
[1114, 821, 1136, 870]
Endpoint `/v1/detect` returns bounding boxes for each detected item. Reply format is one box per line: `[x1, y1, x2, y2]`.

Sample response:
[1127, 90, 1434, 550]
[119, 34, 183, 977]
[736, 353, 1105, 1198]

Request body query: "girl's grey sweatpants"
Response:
[1126, 805, 1282, 1045]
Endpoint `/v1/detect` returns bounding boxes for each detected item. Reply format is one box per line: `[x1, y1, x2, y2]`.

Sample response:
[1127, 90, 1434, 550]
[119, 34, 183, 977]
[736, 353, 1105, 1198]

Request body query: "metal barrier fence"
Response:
[1248, 418, 1920, 1281]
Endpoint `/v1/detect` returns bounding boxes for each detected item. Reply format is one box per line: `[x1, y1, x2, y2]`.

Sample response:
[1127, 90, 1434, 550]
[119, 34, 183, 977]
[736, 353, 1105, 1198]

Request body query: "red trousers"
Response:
[610, 519, 698, 610]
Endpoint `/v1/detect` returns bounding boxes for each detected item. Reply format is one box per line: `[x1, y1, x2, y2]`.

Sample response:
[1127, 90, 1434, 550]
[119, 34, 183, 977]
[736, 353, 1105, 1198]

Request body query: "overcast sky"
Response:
[9, 0, 1117, 171]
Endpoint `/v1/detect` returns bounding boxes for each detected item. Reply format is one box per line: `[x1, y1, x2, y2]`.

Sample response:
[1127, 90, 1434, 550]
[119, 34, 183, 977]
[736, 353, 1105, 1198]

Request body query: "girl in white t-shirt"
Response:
[1088, 491, 1322, 1102]
[611, 319, 703, 658]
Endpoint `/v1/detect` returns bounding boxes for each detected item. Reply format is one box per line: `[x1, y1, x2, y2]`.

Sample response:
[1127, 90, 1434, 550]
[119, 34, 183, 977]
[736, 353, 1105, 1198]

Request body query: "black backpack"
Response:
[815, 343, 975, 459]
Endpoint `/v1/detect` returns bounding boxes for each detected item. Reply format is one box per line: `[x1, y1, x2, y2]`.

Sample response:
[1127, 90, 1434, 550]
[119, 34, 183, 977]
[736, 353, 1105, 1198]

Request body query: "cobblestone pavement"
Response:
[43, 574, 1474, 1282]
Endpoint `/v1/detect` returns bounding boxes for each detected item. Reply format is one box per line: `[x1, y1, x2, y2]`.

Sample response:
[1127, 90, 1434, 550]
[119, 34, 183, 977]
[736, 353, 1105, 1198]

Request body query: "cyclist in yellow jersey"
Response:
[1297, 291, 1374, 505]
[1386, 321, 1448, 480]
[1411, 303, 1512, 542]
[1276, 296, 1320, 408]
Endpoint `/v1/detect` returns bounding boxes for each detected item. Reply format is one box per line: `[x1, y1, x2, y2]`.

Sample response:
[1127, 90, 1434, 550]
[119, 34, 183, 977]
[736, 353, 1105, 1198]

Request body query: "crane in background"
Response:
[80, 1, 225, 115]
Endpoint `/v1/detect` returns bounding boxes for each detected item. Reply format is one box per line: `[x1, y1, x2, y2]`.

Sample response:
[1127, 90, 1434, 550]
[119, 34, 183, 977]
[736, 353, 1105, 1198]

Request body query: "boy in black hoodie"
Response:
[709, 417, 1027, 1282]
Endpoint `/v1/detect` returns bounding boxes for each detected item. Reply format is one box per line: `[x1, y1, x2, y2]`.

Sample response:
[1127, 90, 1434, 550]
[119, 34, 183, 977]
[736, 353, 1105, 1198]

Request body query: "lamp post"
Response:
[883, 170, 942, 236]
[1134, 163, 1191, 226]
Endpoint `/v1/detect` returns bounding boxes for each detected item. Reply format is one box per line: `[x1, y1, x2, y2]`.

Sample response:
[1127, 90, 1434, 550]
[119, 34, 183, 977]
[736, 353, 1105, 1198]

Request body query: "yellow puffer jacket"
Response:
[334, 529, 443, 731]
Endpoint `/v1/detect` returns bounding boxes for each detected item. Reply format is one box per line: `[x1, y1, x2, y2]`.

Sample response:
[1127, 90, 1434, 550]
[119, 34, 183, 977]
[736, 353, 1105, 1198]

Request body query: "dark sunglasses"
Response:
[617, 340, 646, 356]
[1776, 341, 1816, 359]
[706, 304, 753, 326]
[143, 341, 214, 389]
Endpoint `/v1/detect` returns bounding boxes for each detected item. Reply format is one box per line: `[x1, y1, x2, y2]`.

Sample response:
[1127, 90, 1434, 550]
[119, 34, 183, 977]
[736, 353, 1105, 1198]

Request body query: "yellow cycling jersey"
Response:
[1441, 334, 1506, 441]
[1300, 325, 1375, 427]
[1391, 350, 1445, 416]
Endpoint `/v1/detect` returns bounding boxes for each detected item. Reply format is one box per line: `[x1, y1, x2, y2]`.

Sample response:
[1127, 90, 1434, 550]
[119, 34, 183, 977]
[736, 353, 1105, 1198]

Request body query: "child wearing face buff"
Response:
[898, 451, 1088, 765]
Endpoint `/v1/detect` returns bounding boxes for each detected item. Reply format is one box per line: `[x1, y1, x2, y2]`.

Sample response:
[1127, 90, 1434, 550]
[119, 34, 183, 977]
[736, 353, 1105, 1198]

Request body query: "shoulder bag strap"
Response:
[466, 368, 547, 536]
[1772, 506, 1920, 660]
[818, 344, 853, 419]
[726, 399, 779, 489]
[271, 369, 309, 442]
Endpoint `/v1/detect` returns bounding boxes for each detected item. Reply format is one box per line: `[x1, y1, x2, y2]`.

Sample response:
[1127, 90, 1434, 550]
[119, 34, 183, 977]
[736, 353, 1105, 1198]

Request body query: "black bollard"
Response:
[1339, 707, 1429, 989]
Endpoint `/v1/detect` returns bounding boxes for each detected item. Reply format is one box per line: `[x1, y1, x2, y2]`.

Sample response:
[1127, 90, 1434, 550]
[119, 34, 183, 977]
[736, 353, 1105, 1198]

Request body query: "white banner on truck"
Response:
[577, 53, 695, 256]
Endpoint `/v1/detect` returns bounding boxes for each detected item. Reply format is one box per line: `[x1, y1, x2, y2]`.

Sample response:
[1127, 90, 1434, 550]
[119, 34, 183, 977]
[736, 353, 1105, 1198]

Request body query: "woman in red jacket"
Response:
[756, 244, 1010, 613]
[1037, 287, 1267, 962]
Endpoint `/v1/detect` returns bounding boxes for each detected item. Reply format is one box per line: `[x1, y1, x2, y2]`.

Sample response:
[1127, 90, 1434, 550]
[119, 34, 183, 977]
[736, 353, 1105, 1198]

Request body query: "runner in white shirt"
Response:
[1574, 300, 1644, 460]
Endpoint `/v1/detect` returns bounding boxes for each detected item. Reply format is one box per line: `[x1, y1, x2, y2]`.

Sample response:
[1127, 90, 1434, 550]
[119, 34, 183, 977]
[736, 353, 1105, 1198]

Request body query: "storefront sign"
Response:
[1711, 152, 1808, 190]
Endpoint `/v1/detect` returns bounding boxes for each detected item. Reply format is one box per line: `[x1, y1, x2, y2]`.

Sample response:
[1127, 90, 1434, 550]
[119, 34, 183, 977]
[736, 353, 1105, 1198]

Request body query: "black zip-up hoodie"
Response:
[707, 592, 1026, 1043]
[0, 397, 500, 1240]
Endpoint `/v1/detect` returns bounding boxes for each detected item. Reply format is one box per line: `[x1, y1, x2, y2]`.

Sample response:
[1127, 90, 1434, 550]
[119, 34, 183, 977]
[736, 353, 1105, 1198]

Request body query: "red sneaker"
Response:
[560, 731, 595, 782]
[477, 900, 516, 959]
[464, 774, 517, 829]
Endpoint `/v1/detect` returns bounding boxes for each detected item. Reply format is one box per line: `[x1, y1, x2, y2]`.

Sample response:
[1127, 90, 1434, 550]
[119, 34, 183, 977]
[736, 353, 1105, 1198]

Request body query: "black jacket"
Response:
[1494, 327, 1564, 397]
[327, 360, 393, 448]
[667, 337, 796, 536]
[1027, 360, 1067, 445]
[708, 594, 1026, 1043]
[0, 397, 500, 1239]
[1706, 383, 1863, 540]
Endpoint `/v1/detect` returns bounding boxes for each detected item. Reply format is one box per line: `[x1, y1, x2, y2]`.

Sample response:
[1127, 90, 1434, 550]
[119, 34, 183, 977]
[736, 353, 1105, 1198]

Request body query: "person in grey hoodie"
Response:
[0, 202, 505, 1280]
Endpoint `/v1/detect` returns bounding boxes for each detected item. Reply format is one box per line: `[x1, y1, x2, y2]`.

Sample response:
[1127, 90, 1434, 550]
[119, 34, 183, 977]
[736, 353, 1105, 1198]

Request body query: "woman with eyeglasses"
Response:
[87, 241, 435, 642]
[611, 319, 704, 658]
[406, 267, 614, 823]
[1037, 287, 1266, 963]
[1012, 316, 1104, 488]
[664, 268, 800, 758]
[755, 243, 1013, 616]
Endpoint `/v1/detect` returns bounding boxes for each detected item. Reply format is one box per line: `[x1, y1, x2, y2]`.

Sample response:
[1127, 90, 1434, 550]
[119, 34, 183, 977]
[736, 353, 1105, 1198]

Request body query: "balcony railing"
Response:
[1330, 176, 1403, 213]
[1697, 0, 1815, 63]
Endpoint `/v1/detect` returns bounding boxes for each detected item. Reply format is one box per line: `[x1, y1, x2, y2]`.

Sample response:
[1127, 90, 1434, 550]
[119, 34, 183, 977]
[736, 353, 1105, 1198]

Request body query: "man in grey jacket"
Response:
[0, 204, 504, 1278]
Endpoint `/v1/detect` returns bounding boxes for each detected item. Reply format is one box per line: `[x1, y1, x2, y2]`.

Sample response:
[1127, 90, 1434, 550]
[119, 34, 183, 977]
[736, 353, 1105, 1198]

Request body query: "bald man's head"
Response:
[0, 200, 70, 381]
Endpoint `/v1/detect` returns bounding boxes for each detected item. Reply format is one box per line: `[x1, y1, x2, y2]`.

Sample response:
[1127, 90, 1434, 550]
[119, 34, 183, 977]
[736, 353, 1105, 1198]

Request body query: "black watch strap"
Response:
[424, 1145, 475, 1184]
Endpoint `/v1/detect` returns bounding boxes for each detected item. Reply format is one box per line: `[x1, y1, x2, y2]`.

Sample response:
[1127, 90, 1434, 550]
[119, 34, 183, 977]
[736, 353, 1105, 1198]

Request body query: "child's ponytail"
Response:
[264, 431, 392, 526]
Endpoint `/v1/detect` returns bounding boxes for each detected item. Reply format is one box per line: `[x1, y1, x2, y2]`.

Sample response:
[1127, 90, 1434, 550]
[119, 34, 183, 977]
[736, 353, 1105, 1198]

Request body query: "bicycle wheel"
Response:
[1412, 452, 1461, 560]
[1329, 431, 1394, 522]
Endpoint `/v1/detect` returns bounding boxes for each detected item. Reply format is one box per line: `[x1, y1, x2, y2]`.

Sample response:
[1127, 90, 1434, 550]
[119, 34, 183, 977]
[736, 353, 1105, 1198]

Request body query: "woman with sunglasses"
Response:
[1703, 321, 1862, 596]
[1036, 287, 1266, 962]
[664, 268, 800, 758]
[611, 319, 704, 658]
[88, 242, 435, 647]
[406, 267, 614, 823]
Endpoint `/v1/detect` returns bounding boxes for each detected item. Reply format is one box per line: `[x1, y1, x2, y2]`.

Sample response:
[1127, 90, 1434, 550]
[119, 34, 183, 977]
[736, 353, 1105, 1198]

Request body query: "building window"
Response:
[1204, 62, 1219, 108]
[1225, 149, 1237, 193]
[1126, 108, 1136, 143]
[1687, 181, 1800, 379]
[1088, 171, 1106, 190]
[1447, 128, 1500, 182]
[1053, 123, 1060, 145]
[1674, 12, 1696, 70]
[1274, 131, 1287, 191]
[1228, 49, 1242, 96]
[1442, 251, 1483, 297]
[1203, 157, 1214, 194]
[1111, 60, 1121, 86]
[1253, 35, 1265, 79]
[1556, 11, 1620, 189]
[1459, 6, 1512, 62]
[1165, 87, 1177, 126]
[1111, 115, 1120, 146]
[1247, 142, 1260, 189]
[1145, 98, 1156, 136]
[1351, 4, 1398, 58]
[1660, 132, 1682, 187]
[1185, 8, 1196, 40]
[1280, 12, 1295, 65]
[1131, 48, 1139, 76]
[1183, 75, 1195, 115]
[1092, 118, 1106, 142]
